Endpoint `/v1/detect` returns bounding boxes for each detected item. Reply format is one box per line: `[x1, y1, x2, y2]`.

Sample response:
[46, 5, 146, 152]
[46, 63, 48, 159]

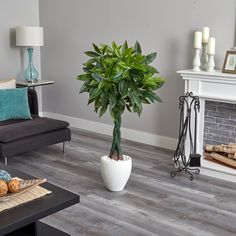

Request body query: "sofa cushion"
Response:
[0, 88, 31, 121]
[0, 117, 69, 143]
[0, 115, 38, 127]
[0, 78, 16, 89]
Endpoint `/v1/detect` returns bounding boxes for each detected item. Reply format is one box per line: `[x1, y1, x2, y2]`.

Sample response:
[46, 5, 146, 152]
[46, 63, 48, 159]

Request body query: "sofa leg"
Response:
[4, 157, 7, 166]
[63, 142, 66, 153]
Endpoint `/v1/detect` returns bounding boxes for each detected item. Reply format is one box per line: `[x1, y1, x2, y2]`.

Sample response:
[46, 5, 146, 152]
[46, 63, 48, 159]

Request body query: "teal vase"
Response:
[24, 48, 38, 82]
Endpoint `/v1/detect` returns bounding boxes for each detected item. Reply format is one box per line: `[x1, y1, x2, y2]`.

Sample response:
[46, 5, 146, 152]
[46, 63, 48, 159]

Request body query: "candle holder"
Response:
[192, 48, 201, 72]
[207, 54, 215, 72]
[200, 43, 208, 71]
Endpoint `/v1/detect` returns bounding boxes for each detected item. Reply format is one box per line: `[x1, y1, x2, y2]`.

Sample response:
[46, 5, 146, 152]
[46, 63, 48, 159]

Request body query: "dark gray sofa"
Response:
[0, 89, 71, 164]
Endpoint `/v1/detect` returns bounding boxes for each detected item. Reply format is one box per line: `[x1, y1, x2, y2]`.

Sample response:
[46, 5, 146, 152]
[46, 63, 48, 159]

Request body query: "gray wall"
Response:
[39, 0, 236, 139]
[0, 0, 41, 101]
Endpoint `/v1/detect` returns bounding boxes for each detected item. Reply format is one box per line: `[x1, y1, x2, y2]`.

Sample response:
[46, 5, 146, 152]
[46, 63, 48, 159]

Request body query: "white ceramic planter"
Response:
[100, 155, 132, 192]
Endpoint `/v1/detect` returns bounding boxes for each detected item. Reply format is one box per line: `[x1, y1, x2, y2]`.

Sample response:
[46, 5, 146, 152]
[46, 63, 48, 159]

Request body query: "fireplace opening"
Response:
[204, 100, 236, 169]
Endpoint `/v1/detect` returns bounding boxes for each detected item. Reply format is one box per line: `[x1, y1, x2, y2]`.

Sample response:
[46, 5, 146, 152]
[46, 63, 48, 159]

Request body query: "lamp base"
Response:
[24, 48, 39, 82]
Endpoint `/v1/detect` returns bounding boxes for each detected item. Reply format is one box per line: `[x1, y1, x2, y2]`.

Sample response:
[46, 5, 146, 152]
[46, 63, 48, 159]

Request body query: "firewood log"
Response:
[222, 143, 236, 148]
[228, 153, 236, 160]
[205, 144, 236, 154]
[210, 152, 236, 168]
[229, 143, 236, 147]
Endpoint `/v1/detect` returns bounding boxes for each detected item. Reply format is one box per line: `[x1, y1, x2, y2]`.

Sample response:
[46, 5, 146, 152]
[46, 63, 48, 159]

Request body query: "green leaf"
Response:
[90, 88, 101, 99]
[98, 80, 105, 90]
[105, 45, 113, 53]
[118, 61, 130, 70]
[109, 105, 115, 121]
[129, 69, 144, 79]
[155, 77, 165, 89]
[145, 65, 158, 74]
[154, 94, 162, 102]
[145, 52, 157, 64]
[94, 99, 101, 108]
[83, 58, 97, 67]
[133, 63, 146, 71]
[134, 41, 142, 54]
[92, 43, 101, 54]
[79, 83, 88, 93]
[77, 74, 90, 81]
[132, 92, 142, 110]
[129, 93, 138, 113]
[113, 72, 122, 81]
[122, 41, 128, 54]
[94, 107, 99, 113]
[118, 80, 125, 95]
[114, 48, 121, 57]
[134, 54, 145, 64]
[144, 77, 165, 89]
[83, 67, 90, 73]
[84, 51, 100, 57]
[126, 104, 132, 112]
[112, 41, 118, 50]
[89, 80, 98, 86]
[109, 93, 117, 109]
[88, 98, 95, 105]
[142, 91, 161, 103]
[99, 105, 107, 117]
[142, 98, 151, 104]
[101, 44, 107, 54]
[91, 73, 104, 82]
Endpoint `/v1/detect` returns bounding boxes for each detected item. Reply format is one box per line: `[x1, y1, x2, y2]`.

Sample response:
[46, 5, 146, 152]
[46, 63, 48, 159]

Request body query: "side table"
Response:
[16, 80, 54, 90]
[16, 80, 54, 116]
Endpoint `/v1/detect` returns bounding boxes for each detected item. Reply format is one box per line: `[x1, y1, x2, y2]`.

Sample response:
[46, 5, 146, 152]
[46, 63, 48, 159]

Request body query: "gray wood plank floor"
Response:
[7, 128, 236, 236]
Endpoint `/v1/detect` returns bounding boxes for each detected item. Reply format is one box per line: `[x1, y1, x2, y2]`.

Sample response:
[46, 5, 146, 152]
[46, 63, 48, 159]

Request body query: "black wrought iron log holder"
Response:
[171, 92, 201, 181]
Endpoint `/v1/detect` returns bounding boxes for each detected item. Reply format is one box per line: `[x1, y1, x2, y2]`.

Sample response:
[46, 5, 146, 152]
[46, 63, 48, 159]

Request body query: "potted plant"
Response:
[76, 41, 165, 191]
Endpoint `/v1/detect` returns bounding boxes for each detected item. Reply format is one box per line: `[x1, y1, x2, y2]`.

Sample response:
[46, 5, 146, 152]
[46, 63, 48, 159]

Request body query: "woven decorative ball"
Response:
[0, 180, 8, 197]
[8, 179, 21, 193]
[0, 170, 11, 183]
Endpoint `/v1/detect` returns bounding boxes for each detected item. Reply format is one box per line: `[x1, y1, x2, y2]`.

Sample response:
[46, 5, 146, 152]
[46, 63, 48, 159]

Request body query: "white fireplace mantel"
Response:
[178, 69, 236, 182]
[178, 70, 236, 102]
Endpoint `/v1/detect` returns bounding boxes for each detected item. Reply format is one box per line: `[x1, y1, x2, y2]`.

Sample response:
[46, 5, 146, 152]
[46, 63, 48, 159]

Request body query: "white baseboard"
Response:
[43, 112, 177, 150]
[200, 168, 236, 183]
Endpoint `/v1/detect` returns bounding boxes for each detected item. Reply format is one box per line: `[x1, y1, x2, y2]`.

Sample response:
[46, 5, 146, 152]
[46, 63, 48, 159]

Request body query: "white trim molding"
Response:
[43, 112, 177, 150]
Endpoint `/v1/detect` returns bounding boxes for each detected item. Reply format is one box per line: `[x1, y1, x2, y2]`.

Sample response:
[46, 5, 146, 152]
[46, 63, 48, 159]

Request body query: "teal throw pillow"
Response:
[0, 88, 31, 121]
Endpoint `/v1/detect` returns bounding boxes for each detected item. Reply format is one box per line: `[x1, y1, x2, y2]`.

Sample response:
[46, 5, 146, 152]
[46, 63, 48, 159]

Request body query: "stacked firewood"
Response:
[205, 143, 236, 168]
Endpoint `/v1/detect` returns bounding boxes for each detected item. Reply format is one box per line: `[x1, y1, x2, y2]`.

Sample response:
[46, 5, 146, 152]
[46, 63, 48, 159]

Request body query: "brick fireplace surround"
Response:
[204, 101, 236, 146]
[178, 70, 236, 182]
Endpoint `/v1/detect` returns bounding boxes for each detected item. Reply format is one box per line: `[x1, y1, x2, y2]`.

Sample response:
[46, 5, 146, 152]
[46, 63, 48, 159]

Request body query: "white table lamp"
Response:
[16, 26, 44, 82]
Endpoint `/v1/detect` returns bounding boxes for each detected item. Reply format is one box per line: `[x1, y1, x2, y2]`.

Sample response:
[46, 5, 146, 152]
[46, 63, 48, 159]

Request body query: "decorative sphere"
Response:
[0, 180, 8, 197]
[0, 170, 11, 183]
[8, 179, 21, 193]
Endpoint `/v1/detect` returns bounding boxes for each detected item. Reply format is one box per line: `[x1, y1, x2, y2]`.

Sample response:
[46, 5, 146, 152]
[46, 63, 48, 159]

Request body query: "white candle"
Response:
[194, 31, 202, 48]
[208, 37, 215, 54]
[202, 27, 209, 44]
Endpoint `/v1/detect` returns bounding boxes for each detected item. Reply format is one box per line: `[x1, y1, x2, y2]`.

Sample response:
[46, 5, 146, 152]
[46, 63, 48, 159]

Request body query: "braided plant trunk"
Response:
[109, 114, 123, 160]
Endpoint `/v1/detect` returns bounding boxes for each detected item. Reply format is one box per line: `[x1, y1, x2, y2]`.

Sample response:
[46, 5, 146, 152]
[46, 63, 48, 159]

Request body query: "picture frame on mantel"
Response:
[222, 50, 236, 74]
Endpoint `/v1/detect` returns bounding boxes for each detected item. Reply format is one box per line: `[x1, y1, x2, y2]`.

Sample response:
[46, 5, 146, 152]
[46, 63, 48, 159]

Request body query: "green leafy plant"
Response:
[76, 41, 165, 160]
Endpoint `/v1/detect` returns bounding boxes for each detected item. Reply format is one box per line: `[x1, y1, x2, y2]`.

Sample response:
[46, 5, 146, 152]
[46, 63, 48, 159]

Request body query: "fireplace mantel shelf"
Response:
[178, 69, 236, 84]
[178, 69, 236, 182]
[178, 69, 236, 103]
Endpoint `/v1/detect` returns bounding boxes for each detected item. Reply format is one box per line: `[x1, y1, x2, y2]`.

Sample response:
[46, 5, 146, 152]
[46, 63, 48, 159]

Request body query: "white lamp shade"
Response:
[16, 26, 44, 46]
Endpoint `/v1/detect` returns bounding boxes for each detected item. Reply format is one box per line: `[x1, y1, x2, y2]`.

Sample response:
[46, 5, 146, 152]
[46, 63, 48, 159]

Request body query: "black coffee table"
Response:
[0, 164, 80, 236]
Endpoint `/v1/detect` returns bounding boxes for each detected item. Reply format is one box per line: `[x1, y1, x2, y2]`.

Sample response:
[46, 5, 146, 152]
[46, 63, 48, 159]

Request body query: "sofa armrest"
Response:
[28, 89, 38, 116]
